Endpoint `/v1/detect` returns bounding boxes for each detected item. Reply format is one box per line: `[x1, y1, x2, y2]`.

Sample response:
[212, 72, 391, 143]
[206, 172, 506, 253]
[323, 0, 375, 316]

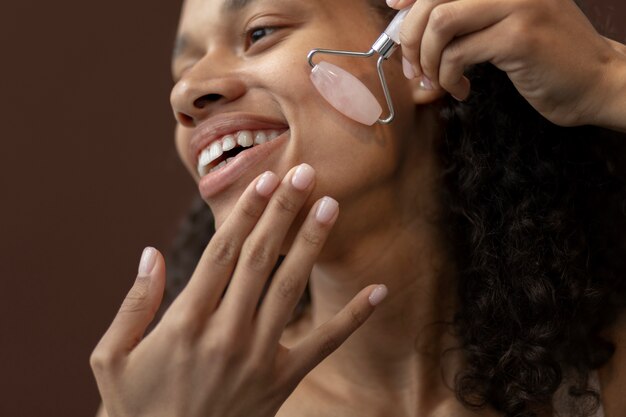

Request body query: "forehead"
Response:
[204, 0, 265, 13]
[177, 0, 307, 35]
[180, 0, 312, 18]
[177, 0, 383, 25]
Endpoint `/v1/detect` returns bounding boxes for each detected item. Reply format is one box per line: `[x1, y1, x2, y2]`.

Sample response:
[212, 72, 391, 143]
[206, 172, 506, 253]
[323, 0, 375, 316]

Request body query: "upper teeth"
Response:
[197, 129, 283, 176]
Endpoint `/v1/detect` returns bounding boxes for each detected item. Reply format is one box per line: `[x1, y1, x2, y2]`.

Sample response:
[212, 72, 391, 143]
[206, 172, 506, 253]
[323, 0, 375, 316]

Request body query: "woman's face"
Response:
[170, 0, 425, 231]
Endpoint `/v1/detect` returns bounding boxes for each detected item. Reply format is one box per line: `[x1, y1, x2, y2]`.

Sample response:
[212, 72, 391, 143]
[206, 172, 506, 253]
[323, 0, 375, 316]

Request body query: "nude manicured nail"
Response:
[256, 171, 279, 197]
[402, 57, 415, 80]
[419, 76, 434, 90]
[369, 285, 389, 306]
[316, 197, 339, 224]
[138, 247, 157, 276]
[386, 0, 399, 7]
[451, 94, 465, 102]
[292, 163, 315, 190]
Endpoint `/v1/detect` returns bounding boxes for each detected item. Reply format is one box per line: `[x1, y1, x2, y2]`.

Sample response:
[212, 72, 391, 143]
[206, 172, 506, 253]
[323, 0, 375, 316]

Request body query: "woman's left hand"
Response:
[389, 0, 626, 130]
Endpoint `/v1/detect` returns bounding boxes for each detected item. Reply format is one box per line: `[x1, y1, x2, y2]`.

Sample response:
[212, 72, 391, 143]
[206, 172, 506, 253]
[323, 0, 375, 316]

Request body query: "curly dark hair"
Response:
[438, 63, 626, 417]
[161, 6, 626, 417]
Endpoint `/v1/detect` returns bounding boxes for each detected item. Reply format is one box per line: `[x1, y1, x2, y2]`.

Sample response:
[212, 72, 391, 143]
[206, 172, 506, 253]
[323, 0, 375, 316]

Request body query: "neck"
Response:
[308, 217, 460, 409]
[296, 129, 468, 415]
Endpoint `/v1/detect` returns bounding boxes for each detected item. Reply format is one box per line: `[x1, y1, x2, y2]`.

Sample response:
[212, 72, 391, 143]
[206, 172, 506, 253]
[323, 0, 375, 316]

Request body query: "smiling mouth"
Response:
[197, 128, 288, 177]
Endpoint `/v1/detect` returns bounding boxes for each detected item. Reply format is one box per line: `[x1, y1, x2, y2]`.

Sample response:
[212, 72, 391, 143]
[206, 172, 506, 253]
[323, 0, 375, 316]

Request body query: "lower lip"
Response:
[198, 131, 289, 199]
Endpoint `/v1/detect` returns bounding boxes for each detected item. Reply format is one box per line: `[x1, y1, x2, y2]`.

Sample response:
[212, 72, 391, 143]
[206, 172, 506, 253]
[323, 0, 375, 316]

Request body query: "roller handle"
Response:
[383, 7, 411, 44]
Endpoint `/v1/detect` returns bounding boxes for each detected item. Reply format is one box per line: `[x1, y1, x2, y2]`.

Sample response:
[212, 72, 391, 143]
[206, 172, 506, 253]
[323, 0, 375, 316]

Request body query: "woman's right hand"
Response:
[389, 0, 626, 132]
[90, 164, 387, 417]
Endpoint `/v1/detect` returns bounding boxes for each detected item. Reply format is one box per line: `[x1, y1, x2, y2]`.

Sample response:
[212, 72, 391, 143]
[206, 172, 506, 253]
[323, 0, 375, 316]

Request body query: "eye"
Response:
[246, 26, 277, 47]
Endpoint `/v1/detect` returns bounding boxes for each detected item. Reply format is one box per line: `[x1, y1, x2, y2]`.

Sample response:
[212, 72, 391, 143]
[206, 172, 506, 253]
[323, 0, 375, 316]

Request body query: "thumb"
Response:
[96, 247, 166, 357]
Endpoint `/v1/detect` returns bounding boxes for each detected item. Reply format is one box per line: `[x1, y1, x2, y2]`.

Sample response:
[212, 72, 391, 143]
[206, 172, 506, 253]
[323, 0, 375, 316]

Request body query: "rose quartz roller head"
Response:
[308, 7, 410, 126]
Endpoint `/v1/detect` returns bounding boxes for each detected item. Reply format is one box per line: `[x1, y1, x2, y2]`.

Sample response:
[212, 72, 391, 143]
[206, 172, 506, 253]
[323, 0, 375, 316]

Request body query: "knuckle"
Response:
[89, 348, 115, 373]
[242, 240, 275, 271]
[429, 5, 452, 35]
[399, 29, 419, 50]
[203, 329, 243, 362]
[506, 15, 534, 52]
[272, 193, 299, 215]
[217, 327, 240, 349]
[276, 276, 301, 301]
[300, 228, 324, 248]
[118, 278, 150, 314]
[200, 338, 231, 364]
[208, 236, 239, 267]
[164, 310, 198, 337]
[317, 334, 339, 359]
[441, 41, 463, 69]
[238, 198, 263, 220]
[347, 306, 367, 328]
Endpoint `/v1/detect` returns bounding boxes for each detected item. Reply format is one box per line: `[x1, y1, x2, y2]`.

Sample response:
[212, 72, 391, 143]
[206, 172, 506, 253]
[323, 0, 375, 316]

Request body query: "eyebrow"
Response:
[172, 0, 261, 62]
[221, 0, 260, 12]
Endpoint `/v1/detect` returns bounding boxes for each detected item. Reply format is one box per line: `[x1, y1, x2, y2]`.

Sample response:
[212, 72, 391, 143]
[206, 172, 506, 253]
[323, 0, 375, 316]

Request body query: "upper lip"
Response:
[189, 113, 290, 168]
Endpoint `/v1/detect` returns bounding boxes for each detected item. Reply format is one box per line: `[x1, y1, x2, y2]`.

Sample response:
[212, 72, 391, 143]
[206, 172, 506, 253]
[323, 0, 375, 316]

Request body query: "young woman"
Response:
[91, 0, 626, 416]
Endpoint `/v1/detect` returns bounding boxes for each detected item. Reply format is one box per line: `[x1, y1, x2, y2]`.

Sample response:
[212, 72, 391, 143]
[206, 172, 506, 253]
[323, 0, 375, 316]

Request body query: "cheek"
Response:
[241, 38, 404, 200]
[250, 46, 319, 110]
[305, 124, 402, 205]
[175, 125, 196, 178]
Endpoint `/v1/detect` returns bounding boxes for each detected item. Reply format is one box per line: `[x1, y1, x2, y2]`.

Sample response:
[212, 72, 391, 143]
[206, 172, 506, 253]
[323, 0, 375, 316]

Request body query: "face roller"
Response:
[308, 7, 411, 126]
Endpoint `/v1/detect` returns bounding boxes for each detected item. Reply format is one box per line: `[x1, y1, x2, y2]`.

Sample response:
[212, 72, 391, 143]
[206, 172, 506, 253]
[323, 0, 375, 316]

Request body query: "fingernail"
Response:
[292, 163, 315, 190]
[450, 93, 469, 102]
[315, 197, 339, 224]
[419, 76, 434, 90]
[451, 93, 465, 102]
[256, 171, 279, 197]
[138, 247, 157, 276]
[368, 285, 388, 306]
[402, 57, 415, 80]
[386, 0, 399, 7]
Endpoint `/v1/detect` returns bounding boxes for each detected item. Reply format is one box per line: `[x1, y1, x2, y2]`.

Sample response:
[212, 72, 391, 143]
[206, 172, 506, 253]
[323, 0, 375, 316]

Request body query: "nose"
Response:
[170, 57, 247, 127]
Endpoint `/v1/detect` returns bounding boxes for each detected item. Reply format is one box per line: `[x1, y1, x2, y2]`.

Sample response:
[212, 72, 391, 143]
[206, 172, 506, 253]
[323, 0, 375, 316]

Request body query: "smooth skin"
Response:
[390, 0, 626, 131]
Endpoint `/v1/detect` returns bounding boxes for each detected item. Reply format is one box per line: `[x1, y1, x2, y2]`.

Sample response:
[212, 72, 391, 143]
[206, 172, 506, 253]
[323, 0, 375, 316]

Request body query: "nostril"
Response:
[176, 112, 195, 127]
[193, 93, 222, 109]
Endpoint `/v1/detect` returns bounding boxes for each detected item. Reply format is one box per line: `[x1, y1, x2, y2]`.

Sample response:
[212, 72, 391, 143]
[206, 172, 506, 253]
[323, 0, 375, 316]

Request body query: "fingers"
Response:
[173, 171, 280, 320]
[437, 27, 501, 99]
[386, 0, 417, 10]
[395, 0, 512, 99]
[217, 164, 316, 328]
[91, 248, 166, 363]
[253, 196, 339, 353]
[398, 0, 449, 81]
[419, 0, 509, 89]
[285, 284, 388, 383]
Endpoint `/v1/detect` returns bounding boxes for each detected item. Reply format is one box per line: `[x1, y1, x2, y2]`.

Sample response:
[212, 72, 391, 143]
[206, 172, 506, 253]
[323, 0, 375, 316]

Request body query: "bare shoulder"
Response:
[599, 311, 626, 417]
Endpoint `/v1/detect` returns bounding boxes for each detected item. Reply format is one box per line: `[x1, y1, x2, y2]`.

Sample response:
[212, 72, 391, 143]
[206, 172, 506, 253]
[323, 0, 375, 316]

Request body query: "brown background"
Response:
[0, 1, 624, 416]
